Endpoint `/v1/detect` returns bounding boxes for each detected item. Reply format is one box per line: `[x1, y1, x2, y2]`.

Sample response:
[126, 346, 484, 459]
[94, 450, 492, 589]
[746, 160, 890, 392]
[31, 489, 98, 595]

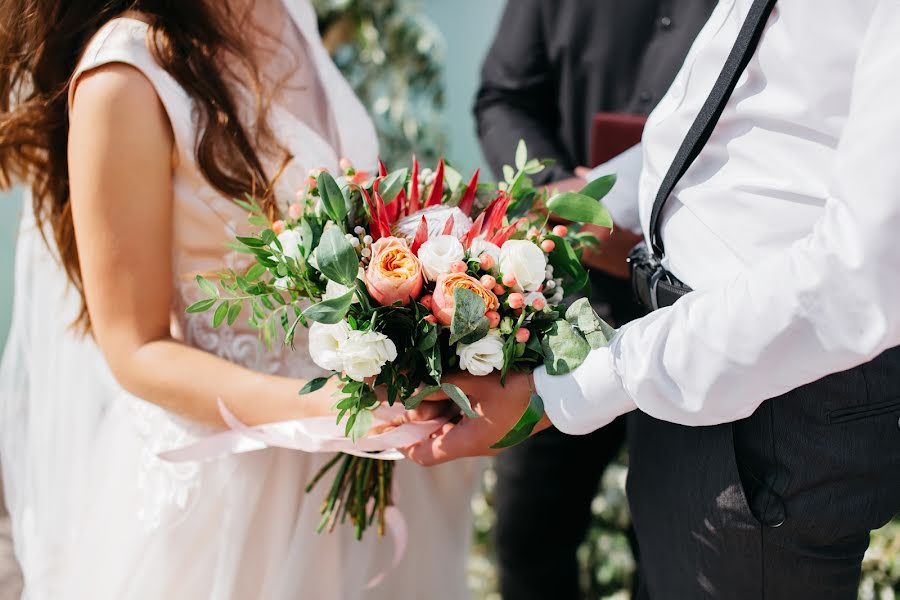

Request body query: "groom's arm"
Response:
[536, 5, 900, 433]
[474, 0, 572, 184]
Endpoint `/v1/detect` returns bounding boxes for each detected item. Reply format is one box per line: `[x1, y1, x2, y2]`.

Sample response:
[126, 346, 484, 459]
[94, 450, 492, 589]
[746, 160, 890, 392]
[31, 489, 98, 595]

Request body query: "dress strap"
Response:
[68, 18, 195, 166]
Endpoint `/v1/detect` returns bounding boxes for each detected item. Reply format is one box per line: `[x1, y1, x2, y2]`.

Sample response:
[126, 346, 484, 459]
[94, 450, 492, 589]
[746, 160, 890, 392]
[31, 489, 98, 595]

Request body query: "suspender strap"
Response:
[649, 0, 777, 258]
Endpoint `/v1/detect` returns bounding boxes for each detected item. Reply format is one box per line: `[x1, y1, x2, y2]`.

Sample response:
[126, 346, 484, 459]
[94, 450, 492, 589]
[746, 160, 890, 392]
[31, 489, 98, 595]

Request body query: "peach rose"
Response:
[431, 272, 500, 326]
[365, 237, 423, 306]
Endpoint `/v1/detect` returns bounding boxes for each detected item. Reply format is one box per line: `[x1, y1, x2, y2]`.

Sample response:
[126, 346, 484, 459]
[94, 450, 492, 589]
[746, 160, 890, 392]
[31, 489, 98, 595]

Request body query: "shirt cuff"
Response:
[533, 346, 637, 435]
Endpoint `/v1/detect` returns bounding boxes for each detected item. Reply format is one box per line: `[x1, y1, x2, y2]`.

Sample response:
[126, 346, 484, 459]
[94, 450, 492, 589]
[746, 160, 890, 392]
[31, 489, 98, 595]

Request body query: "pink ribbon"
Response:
[158, 400, 448, 463]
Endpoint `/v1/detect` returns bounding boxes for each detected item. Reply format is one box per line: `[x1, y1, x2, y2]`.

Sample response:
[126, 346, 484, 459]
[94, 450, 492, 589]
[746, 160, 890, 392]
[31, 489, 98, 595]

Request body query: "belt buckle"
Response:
[648, 267, 666, 311]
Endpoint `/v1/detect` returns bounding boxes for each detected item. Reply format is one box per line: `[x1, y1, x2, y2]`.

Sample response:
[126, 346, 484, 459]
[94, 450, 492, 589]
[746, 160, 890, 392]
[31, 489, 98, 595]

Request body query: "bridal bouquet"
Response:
[189, 142, 616, 539]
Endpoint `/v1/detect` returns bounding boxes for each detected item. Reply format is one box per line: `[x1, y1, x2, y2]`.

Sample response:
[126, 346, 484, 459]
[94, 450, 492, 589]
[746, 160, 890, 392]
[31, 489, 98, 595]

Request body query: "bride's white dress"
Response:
[0, 3, 481, 599]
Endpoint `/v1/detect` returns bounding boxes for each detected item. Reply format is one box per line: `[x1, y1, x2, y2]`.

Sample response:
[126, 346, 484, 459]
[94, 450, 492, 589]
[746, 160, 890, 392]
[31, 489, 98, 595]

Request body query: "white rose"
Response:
[499, 240, 548, 291]
[469, 238, 501, 267]
[277, 229, 304, 261]
[456, 330, 505, 376]
[323, 268, 365, 303]
[308, 321, 351, 372]
[340, 329, 398, 381]
[417, 235, 465, 281]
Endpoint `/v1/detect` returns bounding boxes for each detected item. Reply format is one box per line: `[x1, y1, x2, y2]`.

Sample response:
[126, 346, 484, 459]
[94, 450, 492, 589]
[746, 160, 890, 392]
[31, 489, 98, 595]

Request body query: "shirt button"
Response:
[638, 90, 653, 104]
[659, 16, 673, 30]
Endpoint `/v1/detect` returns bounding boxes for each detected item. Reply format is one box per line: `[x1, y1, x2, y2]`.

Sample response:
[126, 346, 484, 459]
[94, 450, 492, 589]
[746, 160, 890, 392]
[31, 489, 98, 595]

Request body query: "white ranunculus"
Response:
[456, 330, 505, 376]
[499, 239, 548, 291]
[469, 238, 501, 266]
[417, 235, 465, 281]
[323, 268, 365, 303]
[277, 229, 304, 261]
[340, 329, 398, 381]
[308, 321, 351, 372]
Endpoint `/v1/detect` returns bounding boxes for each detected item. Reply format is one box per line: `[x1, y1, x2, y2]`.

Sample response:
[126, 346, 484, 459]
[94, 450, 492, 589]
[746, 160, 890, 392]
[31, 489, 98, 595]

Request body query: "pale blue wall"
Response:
[423, 0, 505, 176]
[0, 2, 506, 354]
[0, 190, 22, 351]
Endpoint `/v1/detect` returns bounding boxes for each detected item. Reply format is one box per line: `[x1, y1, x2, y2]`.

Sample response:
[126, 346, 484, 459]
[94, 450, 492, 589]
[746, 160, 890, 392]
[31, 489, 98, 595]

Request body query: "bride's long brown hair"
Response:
[0, 0, 285, 329]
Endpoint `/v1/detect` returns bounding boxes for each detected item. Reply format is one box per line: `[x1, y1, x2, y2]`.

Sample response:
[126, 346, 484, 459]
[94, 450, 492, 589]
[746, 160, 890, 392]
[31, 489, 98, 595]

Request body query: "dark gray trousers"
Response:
[628, 347, 900, 599]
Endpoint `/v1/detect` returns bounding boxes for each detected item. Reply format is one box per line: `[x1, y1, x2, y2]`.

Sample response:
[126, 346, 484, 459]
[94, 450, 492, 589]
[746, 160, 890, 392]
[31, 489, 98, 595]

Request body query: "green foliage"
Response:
[313, 0, 447, 165]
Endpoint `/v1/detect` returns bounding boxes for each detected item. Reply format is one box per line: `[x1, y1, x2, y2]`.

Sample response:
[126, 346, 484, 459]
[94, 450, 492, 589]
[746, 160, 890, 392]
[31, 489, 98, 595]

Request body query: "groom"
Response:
[408, 1, 900, 597]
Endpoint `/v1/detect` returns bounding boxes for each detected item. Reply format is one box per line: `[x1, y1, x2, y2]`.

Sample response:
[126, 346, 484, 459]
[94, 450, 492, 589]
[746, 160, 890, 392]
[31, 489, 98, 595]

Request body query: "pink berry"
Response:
[527, 227, 540, 238]
[479, 253, 495, 270]
[508, 292, 525, 309]
[514, 308, 523, 317]
[451, 261, 468, 273]
[294, 189, 306, 202]
[307, 176, 318, 191]
[480, 275, 497, 289]
[532, 296, 547, 311]
[486, 310, 501, 328]
[288, 203, 303, 219]
[541, 239, 556, 253]
[515, 328, 531, 343]
[424, 315, 437, 324]
[339, 157, 353, 172]
[420, 294, 434, 310]
[272, 220, 286, 234]
[552, 225, 569, 237]
[493, 284, 507, 296]
[502, 273, 517, 287]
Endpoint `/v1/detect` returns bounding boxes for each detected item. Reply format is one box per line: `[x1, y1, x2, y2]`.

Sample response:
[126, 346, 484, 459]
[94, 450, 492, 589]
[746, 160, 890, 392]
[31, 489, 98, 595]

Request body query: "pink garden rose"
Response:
[431, 272, 500, 326]
[365, 237, 423, 306]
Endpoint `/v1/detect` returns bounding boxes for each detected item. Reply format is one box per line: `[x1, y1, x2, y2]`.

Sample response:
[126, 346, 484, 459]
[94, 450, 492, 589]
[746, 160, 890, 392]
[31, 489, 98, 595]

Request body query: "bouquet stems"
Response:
[309, 454, 394, 540]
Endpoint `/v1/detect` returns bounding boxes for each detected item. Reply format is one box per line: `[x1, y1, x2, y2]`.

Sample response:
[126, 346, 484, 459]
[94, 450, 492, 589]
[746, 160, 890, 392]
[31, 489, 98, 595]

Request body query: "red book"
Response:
[589, 113, 647, 167]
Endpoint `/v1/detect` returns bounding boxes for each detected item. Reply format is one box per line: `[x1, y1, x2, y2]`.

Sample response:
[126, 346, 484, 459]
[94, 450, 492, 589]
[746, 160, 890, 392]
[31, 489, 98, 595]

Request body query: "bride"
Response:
[0, 0, 480, 598]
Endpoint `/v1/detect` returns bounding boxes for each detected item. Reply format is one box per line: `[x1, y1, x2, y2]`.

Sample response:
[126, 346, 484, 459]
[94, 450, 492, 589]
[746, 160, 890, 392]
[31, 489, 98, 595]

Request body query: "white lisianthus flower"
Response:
[276, 229, 304, 261]
[469, 238, 501, 267]
[417, 235, 465, 281]
[499, 239, 548, 291]
[308, 321, 352, 372]
[323, 268, 365, 303]
[340, 329, 398, 381]
[456, 330, 505, 376]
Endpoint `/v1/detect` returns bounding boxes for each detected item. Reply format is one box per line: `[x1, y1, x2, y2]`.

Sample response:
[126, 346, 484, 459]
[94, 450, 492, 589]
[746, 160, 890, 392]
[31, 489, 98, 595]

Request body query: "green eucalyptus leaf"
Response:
[235, 235, 266, 248]
[547, 192, 614, 228]
[186, 298, 216, 314]
[441, 383, 479, 418]
[403, 385, 441, 410]
[515, 139, 528, 171]
[565, 298, 617, 349]
[316, 226, 360, 286]
[444, 164, 463, 193]
[299, 376, 332, 396]
[449, 287, 489, 345]
[318, 171, 348, 224]
[547, 234, 590, 292]
[302, 290, 355, 324]
[379, 168, 408, 204]
[491, 392, 545, 449]
[245, 263, 266, 281]
[212, 301, 229, 328]
[349, 409, 373, 442]
[196, 275, 219, 298]
[502, 165, 515, 184]
[541, 319, 592, 375]
[226, 301, 243, 326]
[580, 173, 617, 201]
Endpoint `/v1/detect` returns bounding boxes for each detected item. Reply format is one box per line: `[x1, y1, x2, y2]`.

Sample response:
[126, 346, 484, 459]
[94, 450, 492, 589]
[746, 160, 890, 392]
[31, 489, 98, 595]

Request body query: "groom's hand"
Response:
[402, 372, 552, 466]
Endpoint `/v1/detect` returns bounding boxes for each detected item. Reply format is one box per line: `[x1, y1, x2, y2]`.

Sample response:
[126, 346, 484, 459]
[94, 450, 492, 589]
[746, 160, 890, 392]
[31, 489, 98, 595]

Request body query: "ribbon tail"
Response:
[365, 506, 408, 589]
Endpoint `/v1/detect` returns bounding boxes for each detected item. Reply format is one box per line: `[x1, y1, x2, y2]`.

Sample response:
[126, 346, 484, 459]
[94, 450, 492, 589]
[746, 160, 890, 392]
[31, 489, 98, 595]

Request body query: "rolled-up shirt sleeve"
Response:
[535, 5, 900, 432]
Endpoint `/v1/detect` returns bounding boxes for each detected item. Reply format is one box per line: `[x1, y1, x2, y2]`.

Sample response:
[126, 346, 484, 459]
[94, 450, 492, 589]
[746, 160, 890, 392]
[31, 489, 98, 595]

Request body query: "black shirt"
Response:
[475, 0, 717, 184]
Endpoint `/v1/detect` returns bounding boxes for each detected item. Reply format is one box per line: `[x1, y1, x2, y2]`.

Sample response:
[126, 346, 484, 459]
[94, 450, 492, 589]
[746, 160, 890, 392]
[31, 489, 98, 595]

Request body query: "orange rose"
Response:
[431, 272, 500, 326]
[365, 237, 423, 306]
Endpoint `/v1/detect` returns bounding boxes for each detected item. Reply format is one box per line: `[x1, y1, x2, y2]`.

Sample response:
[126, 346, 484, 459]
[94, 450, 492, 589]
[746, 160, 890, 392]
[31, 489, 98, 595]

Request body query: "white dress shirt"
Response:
[535, 0, 900, 433]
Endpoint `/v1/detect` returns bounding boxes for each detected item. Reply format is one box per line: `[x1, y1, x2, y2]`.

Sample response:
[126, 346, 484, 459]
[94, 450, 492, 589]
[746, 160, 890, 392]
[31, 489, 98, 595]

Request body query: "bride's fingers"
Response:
[403, 419, 480, 466]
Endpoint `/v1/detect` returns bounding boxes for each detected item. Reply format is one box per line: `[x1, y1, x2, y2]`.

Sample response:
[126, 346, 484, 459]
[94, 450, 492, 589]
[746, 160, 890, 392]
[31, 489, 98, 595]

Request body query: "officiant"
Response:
[474, 1, 716, 598]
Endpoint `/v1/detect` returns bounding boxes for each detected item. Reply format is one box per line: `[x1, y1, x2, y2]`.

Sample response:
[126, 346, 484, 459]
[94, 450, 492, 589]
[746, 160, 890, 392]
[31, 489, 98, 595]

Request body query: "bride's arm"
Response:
[67, 64, 337, 428]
